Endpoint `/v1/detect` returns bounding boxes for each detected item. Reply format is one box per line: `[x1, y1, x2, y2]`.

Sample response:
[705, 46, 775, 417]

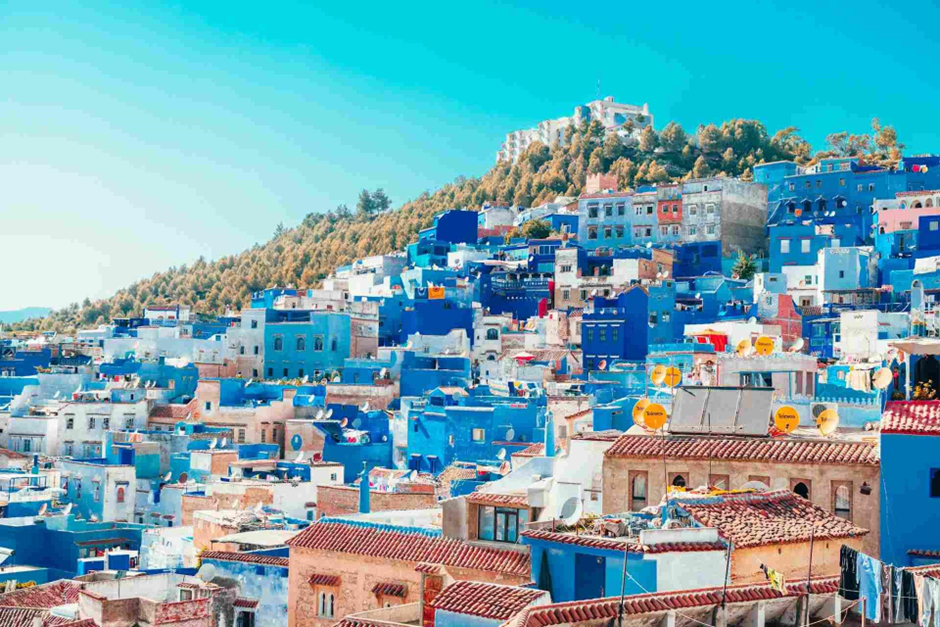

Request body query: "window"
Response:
[318, 592, 335, 619]
[251, 320, 258, 329]
[930, 469, 940, 497]
[588, 226, 598, 240]
[88, 417, 96, 430]
[472, 428, 485, 442]
[296, 337, 306, 351]
[791, 479, 811, 500]
[66, 418, 74, 430]
[801, 240, 810, 253]
[832, 481, 853, 520]
[709, 474, 730, 490]
[205, 401, 211, 412]
[102, 418, 110, 430]
[274, 336, 283, 351]
[314, 337, 324, 351]
[629, 471, 647, 510]
[117, 486, 125, 503]
[588, 205, 598, 218]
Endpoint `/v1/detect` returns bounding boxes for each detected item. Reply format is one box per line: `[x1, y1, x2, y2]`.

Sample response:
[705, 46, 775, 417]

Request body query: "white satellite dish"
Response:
[164, 471, 172, 482]
[316, 409, 324, 420]
[789, 338, 805, 353]
[37, 503, 47, 517]
[196, 563, 217, 583]
[559, 496, 583, 527]
[209, 438, 218, 450]
[873, 368, 893, 390]
[496, 448, 507, 461]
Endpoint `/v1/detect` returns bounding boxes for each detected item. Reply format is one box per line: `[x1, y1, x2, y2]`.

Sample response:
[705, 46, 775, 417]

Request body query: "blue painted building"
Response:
[264, 311, 351, 379]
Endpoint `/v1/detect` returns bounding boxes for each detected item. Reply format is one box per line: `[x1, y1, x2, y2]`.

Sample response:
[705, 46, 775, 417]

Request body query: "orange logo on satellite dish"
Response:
[643, 403, 668, 430]
[773, 406, 799, 433]
[754, 336, 775, 356]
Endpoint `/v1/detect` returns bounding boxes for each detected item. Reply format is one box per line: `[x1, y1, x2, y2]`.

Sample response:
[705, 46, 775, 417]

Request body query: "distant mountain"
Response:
[0, 307, 53, 324]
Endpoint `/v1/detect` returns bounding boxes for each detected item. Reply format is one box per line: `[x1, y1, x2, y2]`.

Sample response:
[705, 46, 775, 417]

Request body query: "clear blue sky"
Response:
[3, 1, 940, 311]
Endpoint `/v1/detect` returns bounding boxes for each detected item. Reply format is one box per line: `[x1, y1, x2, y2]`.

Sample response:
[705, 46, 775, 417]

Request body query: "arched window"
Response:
[296, 337, 306, 351]
[117, 487, 125, 503]
[274, 337, 283, 352]
[314, 337, 324, 351]
[793, 482, 809, 500]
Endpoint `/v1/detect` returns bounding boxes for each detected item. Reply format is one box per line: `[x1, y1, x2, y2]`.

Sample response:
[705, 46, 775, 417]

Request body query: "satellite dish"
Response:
[873, 368, 893, 390]
[650, 365, 667, 386]
[817, 408, 840, 437]
[632, 399, 650, 427]
[598, 359, 608, 371]
[774, 406, 799, 433]
[209, 438, 217, 450]
[642, 403, 668, 430]
[197, 563, 217, 583]
[316, 409, 325, 420]
[38, 503, 47, 516]
[742, 480, 769, 492]
[352, 417, 362, 429]
[559, 496, 582, 527]
[789, 338, 805, 353]
[340, 417, 349, 428]
[506, 427, 516, 441]
[496, 448, 507, 461]
[164, 471, 172, 483]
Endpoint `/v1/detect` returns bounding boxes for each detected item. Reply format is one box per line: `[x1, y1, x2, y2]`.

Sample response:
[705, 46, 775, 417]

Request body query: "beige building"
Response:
[602, 433, 880, 556]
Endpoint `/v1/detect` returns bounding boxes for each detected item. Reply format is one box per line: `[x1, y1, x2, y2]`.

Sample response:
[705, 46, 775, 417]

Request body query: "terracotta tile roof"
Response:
[233, 598, 259, 609]
[371, 582, 407, 598]
[676, 489, 868, 548]
[308, 574, 341, 586]
[521, 529, 726, 554]
[199, 551, 289, 568]
[882, 401, 940, 435]
[0, 579, 81, 608]
[430, 581, 547, 620]
[149, 398, 196, 420]
[605, 434, 880, 466]
[505, 577, 839, 627]
[467, 492, 529, 507]
[287, 521, 530, 577]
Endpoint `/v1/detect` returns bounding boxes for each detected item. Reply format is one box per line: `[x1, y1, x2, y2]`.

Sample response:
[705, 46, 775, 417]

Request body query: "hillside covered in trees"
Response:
[13, 117, 903, 333]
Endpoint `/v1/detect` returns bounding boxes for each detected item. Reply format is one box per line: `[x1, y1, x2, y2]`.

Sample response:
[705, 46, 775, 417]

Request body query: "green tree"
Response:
[521, 219, 552, 240]
[732, 251, 758, 280]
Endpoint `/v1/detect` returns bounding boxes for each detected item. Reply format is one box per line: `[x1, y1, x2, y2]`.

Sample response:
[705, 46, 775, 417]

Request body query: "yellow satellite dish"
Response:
[632, 399, 650, 427]
[817, 408, 840, 437]
[643, 403, 668, 430]
[773, 406, 799, 434]
[736, 339, 753, 357]
[650, 365, 667, 386]
[754, 336, 775, 356]
[663, 366, 682, 388]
